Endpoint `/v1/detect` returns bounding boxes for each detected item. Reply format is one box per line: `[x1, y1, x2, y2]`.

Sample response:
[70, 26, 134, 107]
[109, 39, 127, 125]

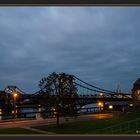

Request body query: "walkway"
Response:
[0, 113, 113, 129]
[22, 126, 55, 134]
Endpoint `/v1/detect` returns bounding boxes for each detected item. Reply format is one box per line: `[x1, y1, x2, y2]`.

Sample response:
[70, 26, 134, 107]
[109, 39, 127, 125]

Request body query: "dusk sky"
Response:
[0, 7, 140, 93]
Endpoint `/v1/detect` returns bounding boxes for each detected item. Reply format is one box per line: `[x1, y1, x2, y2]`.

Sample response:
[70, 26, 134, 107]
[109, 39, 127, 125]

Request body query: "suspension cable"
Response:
[74, 75, 116, 94]
[75, 82, 111, 94]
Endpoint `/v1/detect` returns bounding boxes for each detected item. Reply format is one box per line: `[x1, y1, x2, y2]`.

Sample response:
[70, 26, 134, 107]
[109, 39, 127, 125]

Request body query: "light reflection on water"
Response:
[20, 103, 99, 117]
[20, 108, 38, 117]
[78, 103, 99, 113]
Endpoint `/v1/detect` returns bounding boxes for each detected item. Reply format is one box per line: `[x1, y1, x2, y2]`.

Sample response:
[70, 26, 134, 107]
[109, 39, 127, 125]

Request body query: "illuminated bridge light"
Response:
[99, 93, 103, 96]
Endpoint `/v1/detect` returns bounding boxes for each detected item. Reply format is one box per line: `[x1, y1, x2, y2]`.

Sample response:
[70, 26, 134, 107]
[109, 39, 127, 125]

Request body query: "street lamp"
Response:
[13, 92, 18, 120]
[98, 102, 103, 112]
[109, 105, 113, 109]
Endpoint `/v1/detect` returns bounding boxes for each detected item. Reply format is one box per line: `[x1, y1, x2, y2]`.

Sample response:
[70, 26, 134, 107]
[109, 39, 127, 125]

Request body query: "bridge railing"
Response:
[78, 94, 132, 99]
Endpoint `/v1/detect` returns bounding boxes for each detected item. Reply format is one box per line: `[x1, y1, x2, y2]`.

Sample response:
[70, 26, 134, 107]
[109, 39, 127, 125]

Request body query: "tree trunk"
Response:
[56, 104, 59, 126]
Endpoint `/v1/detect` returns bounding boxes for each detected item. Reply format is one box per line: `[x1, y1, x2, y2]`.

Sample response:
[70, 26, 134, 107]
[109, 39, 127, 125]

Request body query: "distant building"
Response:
[132, 78, 140, 101]
[104, 101, 133, 112]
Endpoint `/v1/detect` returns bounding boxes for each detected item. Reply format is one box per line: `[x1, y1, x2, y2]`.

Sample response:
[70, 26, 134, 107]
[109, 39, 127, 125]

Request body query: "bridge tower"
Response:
[132, 78, 140, 101]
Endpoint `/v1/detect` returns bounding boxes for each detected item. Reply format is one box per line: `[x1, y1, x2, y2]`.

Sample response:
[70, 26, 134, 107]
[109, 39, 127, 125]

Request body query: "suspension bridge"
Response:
[3, 75, 132, 108]
[0, 73, 134, 121]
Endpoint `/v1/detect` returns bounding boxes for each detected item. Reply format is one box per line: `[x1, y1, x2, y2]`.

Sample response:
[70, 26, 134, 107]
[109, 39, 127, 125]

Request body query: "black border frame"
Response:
[0, 0, 140, 5]
[0, 1, 140, 140]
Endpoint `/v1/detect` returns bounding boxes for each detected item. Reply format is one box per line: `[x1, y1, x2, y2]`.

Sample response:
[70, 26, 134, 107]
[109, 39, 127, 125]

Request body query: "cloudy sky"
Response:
[0, 6, 140, 93]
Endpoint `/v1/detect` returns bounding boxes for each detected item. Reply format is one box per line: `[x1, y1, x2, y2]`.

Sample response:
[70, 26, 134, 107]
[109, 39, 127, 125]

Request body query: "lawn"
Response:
[32, 117, 121, 134]
[32, 110, 140, 134]
[0, 128, 41, 135]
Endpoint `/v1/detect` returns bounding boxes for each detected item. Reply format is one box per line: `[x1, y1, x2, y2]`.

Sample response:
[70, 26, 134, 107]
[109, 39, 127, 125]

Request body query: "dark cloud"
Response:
[0, 7, 140, 93]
